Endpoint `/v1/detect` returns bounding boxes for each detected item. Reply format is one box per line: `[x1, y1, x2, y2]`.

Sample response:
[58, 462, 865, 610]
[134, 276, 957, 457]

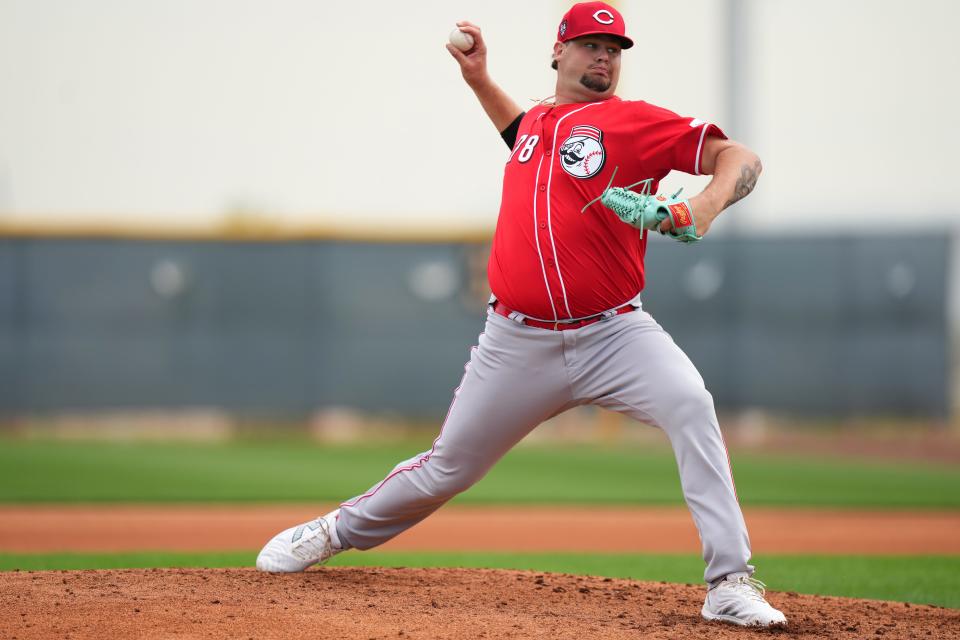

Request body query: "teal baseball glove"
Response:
[585, 175, 702, 243]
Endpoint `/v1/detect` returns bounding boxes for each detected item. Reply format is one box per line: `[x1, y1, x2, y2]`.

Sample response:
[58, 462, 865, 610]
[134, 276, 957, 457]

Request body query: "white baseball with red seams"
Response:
[448, 28, 474, 52]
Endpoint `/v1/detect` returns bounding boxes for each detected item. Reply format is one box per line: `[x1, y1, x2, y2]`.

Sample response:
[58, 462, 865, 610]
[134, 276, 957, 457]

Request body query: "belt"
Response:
[492, 301, 635, 331]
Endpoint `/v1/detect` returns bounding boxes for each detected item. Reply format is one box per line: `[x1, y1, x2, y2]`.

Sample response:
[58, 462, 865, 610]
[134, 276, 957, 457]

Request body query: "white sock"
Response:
[328, 512, 348, 550]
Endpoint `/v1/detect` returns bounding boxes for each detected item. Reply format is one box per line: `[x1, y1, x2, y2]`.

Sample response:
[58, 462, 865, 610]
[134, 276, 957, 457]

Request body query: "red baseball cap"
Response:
[557, 2, 633, 49]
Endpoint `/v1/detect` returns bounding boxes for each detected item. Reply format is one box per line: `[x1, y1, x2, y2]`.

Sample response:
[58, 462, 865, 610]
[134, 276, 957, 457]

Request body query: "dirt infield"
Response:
[2, 567, 958, 640]
[2, 504, 958, 554]
[3, 505, 959, 638]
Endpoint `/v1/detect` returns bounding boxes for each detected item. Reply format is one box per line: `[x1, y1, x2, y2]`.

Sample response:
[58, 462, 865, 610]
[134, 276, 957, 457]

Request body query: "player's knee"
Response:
[441, 472, 482, 496]
[438, 460, 489, 495]
[420, 455, 488, 498]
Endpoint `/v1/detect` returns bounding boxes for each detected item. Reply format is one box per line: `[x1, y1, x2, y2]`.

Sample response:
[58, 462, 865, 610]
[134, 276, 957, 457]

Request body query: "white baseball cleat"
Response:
[701, 573, 787, 627]
[256, 509, 345, 573]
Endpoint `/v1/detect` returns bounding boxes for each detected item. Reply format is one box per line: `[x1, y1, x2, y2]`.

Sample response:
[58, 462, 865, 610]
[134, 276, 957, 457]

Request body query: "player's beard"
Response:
[579, 73, 611, 93]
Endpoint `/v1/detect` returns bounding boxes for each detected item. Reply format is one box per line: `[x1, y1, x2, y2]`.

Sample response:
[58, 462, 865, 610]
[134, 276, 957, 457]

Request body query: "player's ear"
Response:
[552, 42, 564, 69]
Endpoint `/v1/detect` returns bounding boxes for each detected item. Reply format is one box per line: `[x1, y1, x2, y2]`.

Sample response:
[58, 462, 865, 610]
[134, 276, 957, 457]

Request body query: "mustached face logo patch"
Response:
[559, 125, 605, 179]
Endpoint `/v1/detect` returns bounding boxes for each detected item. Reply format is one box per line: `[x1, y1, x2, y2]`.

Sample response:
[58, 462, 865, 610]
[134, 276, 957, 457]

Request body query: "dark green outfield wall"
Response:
[0, 235, 949, 417]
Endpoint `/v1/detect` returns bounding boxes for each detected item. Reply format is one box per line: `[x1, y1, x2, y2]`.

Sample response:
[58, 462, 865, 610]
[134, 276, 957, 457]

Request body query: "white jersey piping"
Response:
[694, 123, 711, 176]
[546, 102, 603, 319]
[531, 152, 557, 321]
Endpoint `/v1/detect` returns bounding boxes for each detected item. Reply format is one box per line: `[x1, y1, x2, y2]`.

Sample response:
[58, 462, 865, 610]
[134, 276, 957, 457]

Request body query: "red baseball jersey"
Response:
[488, 97, 726, 320]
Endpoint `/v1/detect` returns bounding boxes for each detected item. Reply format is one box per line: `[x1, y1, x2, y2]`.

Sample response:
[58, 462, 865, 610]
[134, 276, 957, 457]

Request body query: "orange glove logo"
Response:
[669, 202, 692, 227]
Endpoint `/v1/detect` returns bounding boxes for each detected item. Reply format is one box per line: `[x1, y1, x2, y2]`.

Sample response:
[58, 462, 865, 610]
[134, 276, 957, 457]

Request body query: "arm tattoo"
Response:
[723, 159, 762, 209]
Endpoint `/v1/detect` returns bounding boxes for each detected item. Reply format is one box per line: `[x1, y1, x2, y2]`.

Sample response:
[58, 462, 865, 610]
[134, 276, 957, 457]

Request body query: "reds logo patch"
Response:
[593, 9, 615, 25]
[559, 125, 606, 179]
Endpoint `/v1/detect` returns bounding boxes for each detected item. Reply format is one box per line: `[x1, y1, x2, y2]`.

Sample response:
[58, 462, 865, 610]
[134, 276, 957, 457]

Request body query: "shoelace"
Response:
[580, 166, 684, 232]
[290, 517, 334, 562]
[581, 166, 646, 212]
[600, 182, 655, 228]
[725, 576, 769, 603]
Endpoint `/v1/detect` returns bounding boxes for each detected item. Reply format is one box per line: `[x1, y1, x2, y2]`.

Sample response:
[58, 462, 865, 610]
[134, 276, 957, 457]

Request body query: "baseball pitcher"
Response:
[257, 2, 785, 628]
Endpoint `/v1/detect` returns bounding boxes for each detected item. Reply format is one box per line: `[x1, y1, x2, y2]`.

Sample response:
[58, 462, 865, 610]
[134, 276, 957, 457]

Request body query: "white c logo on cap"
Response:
[592, 9, 615, 25]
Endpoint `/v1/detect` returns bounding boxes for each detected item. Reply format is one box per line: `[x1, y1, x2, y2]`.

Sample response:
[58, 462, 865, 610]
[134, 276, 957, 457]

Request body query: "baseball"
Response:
[448, 27, 474, 52]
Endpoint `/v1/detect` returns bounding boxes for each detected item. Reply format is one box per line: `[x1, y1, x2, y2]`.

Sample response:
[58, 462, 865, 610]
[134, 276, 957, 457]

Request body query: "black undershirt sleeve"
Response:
[499, 112, 525, 150]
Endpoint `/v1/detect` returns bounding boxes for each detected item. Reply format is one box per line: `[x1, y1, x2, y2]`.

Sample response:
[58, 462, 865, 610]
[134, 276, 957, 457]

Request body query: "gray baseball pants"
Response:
[337, 305, 753, 584]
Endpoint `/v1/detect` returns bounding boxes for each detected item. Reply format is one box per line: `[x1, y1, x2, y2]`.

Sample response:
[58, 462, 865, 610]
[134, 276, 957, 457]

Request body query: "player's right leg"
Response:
[256, 310, 576, 572]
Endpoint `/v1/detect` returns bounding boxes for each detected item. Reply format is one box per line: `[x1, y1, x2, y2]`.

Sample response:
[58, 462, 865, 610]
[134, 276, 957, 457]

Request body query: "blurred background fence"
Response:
[1, 0, 958, 426]
[0, 233, 950, 420]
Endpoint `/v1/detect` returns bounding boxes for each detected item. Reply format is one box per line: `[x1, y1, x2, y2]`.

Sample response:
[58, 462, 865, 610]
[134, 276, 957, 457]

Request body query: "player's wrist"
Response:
[465, 71, 495, 93]
[690, 193, 721, 224]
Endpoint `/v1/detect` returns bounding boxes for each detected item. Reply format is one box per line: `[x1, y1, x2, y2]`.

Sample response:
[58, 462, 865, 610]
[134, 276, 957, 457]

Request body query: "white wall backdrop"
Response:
[0, 0, 957, 234]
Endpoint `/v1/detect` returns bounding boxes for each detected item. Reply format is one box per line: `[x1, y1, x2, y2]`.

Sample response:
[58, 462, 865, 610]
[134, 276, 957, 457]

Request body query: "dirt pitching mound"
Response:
[2, 567, 957, 640]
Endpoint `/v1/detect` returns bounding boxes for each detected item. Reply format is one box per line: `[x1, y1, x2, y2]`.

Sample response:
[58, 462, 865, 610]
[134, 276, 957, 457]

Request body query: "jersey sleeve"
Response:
[635, 103, 727, 176]
[500, 112, 525, 150]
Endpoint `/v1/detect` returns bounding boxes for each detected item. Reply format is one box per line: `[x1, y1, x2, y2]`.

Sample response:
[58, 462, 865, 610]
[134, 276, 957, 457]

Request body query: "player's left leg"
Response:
[573, 309, 750, 583]
[573, 309, 785, 626]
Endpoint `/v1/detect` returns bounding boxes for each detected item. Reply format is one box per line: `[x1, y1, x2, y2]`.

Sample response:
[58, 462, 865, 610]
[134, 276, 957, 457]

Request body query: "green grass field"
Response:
[2, 438, 959, 507]
[2, 436, 958, 608]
